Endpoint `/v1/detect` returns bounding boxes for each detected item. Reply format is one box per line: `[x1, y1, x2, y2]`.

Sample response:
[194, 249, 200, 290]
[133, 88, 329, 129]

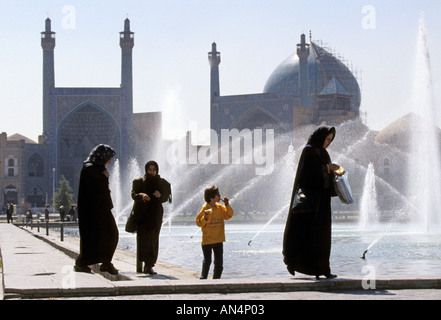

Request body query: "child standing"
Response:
[195, 186, 234, 279]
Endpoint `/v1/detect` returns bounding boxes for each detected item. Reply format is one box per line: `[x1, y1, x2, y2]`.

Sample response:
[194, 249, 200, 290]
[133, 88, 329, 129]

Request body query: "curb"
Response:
[6, 276, 441, 300]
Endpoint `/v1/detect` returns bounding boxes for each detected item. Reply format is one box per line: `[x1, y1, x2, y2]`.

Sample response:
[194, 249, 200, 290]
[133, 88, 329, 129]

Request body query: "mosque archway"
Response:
[57, 101, 120, 194]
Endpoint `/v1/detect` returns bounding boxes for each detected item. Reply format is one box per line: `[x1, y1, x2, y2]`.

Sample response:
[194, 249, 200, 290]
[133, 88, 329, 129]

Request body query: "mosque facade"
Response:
[209, 33, 361, 137]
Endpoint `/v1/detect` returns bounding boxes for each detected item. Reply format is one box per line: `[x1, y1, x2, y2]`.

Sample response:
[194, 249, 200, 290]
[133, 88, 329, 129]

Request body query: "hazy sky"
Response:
[1, 0, 440, 142]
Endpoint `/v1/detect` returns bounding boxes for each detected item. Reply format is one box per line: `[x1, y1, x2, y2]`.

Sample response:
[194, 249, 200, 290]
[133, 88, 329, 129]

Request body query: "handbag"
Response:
[291, 187, 318, 217]
[333, 172, 354, 204]
[124, 204, 138, 233]
[292, 187, 306, 209]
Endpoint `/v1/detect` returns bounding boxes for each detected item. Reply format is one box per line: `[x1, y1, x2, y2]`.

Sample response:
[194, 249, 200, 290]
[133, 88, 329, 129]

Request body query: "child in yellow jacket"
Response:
[195, 186, 234, 279]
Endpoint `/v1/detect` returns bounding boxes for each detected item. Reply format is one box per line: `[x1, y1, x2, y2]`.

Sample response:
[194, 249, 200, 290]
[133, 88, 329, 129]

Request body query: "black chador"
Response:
[283, 126, 338, 278]
[131, 161, 171, 274]
[75, 144, 119, 274]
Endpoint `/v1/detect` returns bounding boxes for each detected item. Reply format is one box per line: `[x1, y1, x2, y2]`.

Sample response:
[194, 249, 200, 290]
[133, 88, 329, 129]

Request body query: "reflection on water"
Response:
[113, 223, 441, 279]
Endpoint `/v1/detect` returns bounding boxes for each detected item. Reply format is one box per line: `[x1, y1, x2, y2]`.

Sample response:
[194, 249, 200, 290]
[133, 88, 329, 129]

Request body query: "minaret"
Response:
[297, 33, 310, 108]
[119, 18, 134, 159]
[41, 18, 55, 141]
[208, 42, 221, 139]
[208, 42, 221, 99]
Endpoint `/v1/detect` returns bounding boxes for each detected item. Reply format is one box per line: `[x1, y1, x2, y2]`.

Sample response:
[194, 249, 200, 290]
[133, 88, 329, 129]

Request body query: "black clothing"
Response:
[131, 161, 171, 269]
[59, 208, 65, 221]
[75, 145, 118, 267]
[6, 203, 13, 223]
[283, 126, 337, 276]
[201, 242, 223, 279]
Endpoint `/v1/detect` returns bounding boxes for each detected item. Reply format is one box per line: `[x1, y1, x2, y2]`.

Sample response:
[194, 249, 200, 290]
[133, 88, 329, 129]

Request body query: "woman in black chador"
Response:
[131, 161, 171, 274]
[283, 126, 344, 279]
[74, 144, 119, 275]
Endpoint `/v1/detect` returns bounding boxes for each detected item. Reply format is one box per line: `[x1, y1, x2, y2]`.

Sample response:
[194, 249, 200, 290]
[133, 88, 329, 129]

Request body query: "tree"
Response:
[53, 175, 75, 212]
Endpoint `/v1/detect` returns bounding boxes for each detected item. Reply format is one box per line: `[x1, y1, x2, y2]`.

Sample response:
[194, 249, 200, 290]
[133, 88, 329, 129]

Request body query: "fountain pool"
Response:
[109, 223, 441, 279]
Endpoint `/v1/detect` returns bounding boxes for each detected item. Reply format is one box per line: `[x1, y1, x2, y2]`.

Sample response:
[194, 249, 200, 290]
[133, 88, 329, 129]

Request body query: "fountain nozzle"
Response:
[248, 240, 252, 246]
[361, 249, 368, 260]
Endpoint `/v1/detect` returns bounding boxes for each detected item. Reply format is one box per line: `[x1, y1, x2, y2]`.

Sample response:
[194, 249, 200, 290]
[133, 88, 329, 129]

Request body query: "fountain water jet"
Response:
[408, 13, 441, 231]
[109, 157, 143, 223]
[359, 163, 379, 229]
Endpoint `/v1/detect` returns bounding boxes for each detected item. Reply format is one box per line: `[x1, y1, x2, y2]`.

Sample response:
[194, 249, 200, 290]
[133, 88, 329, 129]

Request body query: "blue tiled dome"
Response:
[263, 42, 361, 115]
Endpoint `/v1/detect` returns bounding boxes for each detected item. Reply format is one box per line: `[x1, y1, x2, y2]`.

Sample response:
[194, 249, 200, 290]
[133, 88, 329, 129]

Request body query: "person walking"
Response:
[6, 202, 13, 224]
[59, 206, 65, 222]
[69, 205, 77, 222]
[44, 205, 50, 222]
[283, 126, 344, 279]
[74, 144, 119, 275]
[130, 161, 171, 275]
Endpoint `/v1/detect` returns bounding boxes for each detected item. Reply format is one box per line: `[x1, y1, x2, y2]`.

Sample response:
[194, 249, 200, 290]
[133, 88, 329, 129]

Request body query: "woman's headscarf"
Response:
[307, 126, 336, 148]
[145, 160, 159, 176]
[84, 144, 116, 166]
[144, 160, 161, 185]
[144, 160, 172, 203]
[288, 125, 337, 210]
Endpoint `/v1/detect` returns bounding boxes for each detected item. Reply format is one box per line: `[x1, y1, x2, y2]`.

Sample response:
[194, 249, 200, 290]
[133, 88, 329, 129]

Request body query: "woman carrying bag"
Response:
[283, 126, 344, 280]
[128, 161, 171, 274]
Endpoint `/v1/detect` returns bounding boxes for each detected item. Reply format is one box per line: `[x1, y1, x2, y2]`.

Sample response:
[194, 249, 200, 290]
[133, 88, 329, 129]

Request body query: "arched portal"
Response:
[57, 101, 120, 194]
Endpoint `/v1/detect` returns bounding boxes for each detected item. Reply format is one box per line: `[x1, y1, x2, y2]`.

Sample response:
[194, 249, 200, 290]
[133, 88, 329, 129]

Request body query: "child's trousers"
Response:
[200, 242, 223, 279]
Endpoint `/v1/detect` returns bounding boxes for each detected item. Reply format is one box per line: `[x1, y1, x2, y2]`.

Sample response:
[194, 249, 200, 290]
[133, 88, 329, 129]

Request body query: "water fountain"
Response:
[359, 162, 379, 229]
[109, 157, 143, 223]
[407, 13, 441, 231]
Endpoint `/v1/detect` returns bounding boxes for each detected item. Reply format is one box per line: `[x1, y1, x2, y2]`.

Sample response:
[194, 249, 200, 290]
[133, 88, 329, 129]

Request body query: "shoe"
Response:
[143, 266, 157, 275]
[74, 264, 91, 273]
[100, 263, 119, 275]
[286, 265, 295, 276]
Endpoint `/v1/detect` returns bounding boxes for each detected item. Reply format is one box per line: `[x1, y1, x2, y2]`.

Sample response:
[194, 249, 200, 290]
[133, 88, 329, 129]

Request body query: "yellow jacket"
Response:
[195, 203, 234, 245]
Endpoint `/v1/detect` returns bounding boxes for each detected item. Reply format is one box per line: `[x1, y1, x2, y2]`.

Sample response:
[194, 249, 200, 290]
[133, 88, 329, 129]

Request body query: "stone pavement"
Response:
[1, 223, 441, 301]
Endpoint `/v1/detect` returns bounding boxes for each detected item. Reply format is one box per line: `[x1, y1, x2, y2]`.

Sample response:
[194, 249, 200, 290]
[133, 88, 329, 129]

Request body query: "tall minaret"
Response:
[297, 33, 310, 108]
[119, 18, 134, 158]
[41, 18, 55, 141]
[208, 42, 221, 99]
[208, 42, 221, 138]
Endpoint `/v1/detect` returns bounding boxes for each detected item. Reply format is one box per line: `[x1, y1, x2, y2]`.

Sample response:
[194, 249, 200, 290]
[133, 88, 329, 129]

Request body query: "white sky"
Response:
[1, 0, 440, 142]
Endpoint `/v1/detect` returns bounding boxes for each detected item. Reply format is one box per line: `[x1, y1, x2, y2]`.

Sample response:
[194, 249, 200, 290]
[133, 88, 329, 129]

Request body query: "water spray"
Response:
[246, 203, 289, 247]
[361, 234, 383, 260]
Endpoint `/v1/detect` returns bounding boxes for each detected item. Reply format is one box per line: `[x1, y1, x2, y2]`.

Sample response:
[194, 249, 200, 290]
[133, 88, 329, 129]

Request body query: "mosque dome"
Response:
[263, 39, 361, 116]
